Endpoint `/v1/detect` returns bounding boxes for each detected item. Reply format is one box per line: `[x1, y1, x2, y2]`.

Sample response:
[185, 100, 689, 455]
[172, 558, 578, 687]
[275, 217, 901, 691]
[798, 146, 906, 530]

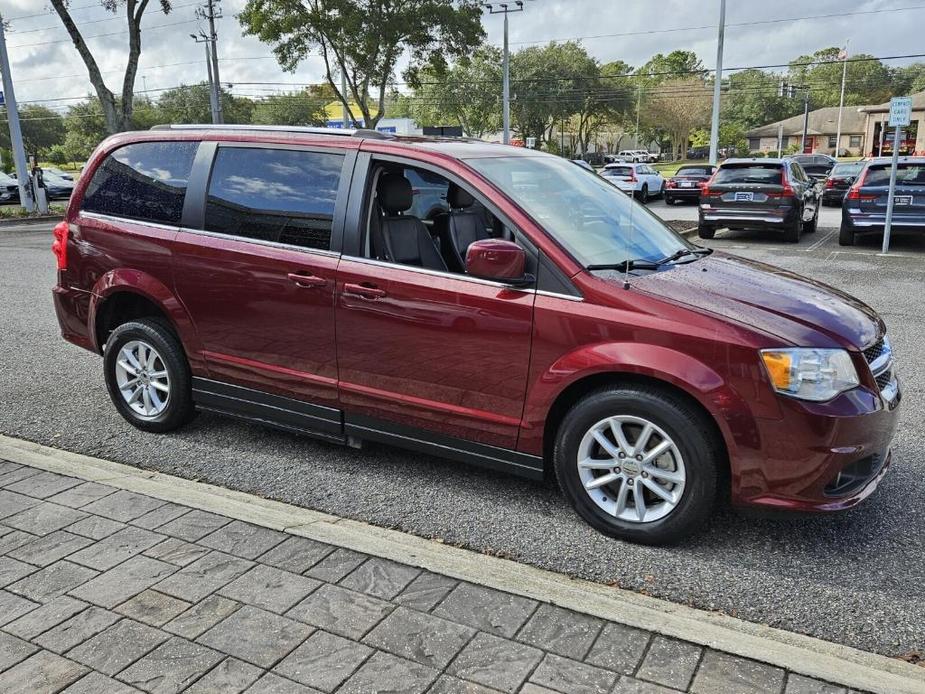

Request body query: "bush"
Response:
[47, 145, 68, 165]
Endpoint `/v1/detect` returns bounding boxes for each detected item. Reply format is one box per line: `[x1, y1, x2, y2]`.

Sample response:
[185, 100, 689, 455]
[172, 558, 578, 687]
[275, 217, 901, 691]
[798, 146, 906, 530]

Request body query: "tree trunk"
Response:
[49, 0, 122, 133]
[121, 0, 149, 129]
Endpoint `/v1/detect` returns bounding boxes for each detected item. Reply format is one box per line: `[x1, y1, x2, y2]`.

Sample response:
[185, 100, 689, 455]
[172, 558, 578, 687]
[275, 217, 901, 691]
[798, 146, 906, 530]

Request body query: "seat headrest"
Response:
[447, 183, 474, 209]
[378, 173, 413, 214]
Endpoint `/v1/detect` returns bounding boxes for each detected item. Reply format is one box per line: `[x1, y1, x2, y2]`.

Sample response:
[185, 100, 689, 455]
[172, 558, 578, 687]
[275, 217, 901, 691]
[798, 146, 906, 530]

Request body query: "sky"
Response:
[2, 0, 924, 111]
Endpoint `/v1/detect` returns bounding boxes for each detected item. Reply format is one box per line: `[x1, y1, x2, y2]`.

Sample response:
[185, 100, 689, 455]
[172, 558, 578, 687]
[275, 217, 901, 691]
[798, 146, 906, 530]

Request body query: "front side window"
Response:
[82, 141, 198, 225]
[204, 147, 344, 251]
[467, 154, 689, 268]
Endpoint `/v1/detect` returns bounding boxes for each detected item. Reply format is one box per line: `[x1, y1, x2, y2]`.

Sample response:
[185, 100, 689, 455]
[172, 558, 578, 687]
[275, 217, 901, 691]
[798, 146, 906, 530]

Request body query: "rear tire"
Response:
[784, 213, 802, 243]
[103, 319, 195, 433]
[697, 225, 715, 239]
[553, 385, 720, 545]
[639, 184, 649, 203]
[838, 222, 856, 246]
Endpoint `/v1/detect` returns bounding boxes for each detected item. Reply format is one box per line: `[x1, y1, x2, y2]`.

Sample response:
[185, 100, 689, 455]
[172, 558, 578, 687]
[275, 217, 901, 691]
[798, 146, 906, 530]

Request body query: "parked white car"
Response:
[617, 149, 655, 163]
[600, 162, 665, 201]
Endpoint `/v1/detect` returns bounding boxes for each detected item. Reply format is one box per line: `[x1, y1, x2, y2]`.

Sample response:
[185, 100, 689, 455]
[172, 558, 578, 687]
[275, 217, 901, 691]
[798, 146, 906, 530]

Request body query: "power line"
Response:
[7, 1, 200, 36]
[507, 3, 925, 46]
[8, 17, 200, 49]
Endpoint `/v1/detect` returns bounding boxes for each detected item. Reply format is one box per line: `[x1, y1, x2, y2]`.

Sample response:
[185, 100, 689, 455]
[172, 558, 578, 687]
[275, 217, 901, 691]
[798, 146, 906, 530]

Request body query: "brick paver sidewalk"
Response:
[0, 459, 864, 693]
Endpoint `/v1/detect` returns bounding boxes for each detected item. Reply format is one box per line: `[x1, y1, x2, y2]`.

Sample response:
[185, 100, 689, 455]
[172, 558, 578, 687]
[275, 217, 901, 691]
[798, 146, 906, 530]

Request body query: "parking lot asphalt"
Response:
[1, 220, 923, 659]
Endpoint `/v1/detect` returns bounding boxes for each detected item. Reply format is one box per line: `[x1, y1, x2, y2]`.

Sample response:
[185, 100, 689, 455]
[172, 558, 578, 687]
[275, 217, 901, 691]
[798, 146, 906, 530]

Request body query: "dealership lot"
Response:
[1, 220, 923, 658]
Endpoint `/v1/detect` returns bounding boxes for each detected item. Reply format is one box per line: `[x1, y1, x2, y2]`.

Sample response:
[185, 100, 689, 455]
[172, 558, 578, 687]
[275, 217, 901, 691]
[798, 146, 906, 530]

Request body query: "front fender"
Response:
[518, 341, 758, 463]
[89, 269, 204, 370]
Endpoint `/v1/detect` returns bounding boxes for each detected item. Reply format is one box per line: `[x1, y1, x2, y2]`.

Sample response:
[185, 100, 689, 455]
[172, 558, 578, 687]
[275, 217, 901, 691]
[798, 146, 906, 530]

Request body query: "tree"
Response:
[156, 84, 255, 125]
[408, 45, 502, 138]
[721, 69, 801, 130]
[252, 87, 331, 126]
[788, 48, 892, 107]
[238, 0, 484, 129]
[509, 42, 601, 148]
[63, 98, 108, 163]
[641, 78, 712, 159]
[891, 63, 925, 96]
[574, 60, 632, 155]
[49, 0, 173, 134]
[0, 105, 65, 158]
[637, 50, 706, 85]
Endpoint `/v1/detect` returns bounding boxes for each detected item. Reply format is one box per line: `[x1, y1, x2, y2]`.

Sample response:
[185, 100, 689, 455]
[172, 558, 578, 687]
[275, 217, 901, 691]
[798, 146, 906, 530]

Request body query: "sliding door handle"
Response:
[343, 282, 387, 299]
[287, 272, 327, 288]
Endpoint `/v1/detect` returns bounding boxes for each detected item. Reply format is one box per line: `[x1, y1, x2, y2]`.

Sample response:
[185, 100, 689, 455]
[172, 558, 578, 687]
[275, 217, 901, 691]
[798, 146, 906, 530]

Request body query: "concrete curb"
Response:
[0, 215, 63, 226]
[1, 433, 922, 694]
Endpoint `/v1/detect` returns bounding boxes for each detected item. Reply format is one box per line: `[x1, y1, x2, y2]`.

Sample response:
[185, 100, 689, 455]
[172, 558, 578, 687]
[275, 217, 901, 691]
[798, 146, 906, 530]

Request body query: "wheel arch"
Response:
[540, 371, 730, 487]
[89, 270, 203, 370]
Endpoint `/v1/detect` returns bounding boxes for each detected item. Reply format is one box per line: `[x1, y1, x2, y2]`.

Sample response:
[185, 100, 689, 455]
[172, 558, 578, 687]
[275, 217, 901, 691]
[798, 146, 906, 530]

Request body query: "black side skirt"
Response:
[191, 378, 544, 480]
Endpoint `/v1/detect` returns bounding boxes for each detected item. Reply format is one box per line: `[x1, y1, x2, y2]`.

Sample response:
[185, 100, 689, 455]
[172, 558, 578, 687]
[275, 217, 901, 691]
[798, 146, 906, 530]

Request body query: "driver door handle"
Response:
[344, 282, 387, 300]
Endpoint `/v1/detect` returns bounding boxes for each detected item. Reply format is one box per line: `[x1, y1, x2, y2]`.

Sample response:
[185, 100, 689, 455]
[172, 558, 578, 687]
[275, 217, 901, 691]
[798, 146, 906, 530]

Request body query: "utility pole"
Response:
[635, 83, 641, 148]
[0, 16, 35, 211]
[834, 41, 849, 158]
[342, 70, 349, 127]
[191, 33, 220, 123]
[708, 0, 726, 165]
[196, 0, 223, 123]
[485, 1, 532, 145]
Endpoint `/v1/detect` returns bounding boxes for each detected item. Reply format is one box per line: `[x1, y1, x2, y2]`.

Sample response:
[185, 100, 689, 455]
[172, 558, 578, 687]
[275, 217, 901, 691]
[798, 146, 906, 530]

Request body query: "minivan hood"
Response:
[628, 252, 882, 348]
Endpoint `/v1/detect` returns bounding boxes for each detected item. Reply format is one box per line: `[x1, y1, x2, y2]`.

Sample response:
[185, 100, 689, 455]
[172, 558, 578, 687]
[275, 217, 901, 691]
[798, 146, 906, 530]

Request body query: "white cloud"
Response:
[3, 0, 922, 111]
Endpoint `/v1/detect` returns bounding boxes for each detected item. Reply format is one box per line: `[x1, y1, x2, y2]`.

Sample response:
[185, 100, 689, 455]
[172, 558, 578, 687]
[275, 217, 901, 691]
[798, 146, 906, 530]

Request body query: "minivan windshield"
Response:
[467, 155, 691, 268]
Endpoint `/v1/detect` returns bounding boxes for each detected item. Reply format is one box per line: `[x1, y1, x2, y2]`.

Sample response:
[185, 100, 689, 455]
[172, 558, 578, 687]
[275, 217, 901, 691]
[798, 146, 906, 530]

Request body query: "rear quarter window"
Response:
[204, 147, 345, 251]
[82, 141, 198, 225]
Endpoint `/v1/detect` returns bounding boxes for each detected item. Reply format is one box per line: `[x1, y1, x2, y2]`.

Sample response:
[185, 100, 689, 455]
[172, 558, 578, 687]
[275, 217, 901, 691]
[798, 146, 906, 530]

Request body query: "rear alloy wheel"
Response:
[838, 222, 856, 246]
[639, 184, 649, 202]
[103, 319, 194, 433]
[554, 386, 719, 544]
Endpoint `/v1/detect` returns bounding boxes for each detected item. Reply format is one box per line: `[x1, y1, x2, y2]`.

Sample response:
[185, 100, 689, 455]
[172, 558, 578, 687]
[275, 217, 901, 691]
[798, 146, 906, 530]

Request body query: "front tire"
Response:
[103, 319, 194, 433]
[554, 385, 720, 544]
[803, 204, 819, 233]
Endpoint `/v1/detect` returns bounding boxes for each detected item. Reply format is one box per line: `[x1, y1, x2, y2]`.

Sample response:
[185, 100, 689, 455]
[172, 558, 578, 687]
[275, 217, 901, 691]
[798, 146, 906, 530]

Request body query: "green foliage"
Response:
[788, 47, 892, 107]
[891, 63, 925, 95]
[637, 51, 705, 84]
[640, 78, 712, 159]
[156, 83, 255, 125]
[238, 0, 484, 128]
[252, 86, 331, 126]
[47, 146, 68, 165]
[722, 69, 801, 130]
[0, 106, 66, 157]
[408, 44, 502, 138]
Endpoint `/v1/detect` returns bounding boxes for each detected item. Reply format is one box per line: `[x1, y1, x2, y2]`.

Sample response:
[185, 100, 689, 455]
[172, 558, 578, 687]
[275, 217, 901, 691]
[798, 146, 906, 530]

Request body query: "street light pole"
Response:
[485, 2, 531, 145]
[0, 15, 35, 211]
[708, 0, 726, 165]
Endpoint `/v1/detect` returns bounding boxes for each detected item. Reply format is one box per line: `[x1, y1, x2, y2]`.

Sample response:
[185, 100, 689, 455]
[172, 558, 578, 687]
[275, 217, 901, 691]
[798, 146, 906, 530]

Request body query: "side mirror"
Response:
[466, 239, 532, 286]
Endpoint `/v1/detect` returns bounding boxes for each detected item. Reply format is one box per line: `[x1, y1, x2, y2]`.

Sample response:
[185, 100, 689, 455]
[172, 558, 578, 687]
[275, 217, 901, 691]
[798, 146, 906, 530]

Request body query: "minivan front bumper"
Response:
[733, 380, 900, 513]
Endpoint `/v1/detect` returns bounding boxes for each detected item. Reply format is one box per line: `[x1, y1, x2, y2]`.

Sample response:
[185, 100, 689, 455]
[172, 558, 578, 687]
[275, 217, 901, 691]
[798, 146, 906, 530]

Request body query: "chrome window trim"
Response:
[80, 211, 340, 258]
[344, 255, 535, 292]
[80, 211, 179, 233]
[536, 289, 583, 302]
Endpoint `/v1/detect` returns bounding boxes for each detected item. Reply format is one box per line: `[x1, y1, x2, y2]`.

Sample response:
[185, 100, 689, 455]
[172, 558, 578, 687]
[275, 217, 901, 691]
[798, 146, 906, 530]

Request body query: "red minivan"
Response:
[52, 125, 900, 544]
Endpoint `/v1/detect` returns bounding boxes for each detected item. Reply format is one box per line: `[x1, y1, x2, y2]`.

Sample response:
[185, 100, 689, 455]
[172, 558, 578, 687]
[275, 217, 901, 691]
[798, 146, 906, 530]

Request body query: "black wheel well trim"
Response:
[94, 290, 177, 353]
[541, 371, 730, 486]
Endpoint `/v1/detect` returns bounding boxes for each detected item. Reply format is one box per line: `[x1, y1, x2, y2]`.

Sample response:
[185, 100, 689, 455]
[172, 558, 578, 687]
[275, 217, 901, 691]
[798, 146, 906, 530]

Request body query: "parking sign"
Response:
[889, 96, 912, 127]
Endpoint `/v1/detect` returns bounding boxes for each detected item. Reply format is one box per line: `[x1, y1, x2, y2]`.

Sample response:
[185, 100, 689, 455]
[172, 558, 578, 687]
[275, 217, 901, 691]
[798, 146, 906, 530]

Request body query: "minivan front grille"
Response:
[863, 334, 897, 402]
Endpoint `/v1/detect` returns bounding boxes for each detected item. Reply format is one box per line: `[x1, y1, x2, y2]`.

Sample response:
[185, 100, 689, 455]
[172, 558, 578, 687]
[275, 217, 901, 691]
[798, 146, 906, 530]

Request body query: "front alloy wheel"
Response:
[577, 416, 686, 523]
[554, 385, 719, 544]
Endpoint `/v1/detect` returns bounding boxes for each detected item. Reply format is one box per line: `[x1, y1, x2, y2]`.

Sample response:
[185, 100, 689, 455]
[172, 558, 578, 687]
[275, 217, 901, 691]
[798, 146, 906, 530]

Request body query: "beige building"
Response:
[858, 91, 925, 157]
[746, 106, 867, 156]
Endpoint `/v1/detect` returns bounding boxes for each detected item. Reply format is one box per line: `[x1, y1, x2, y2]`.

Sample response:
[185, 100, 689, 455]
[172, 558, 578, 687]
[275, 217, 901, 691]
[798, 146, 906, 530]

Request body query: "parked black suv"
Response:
[840, 157, 925, 245]
[698, 158, 821, 242]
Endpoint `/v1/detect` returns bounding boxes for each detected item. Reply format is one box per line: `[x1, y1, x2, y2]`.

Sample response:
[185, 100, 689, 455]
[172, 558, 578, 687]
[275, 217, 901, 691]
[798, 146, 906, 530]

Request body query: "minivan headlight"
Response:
[760, 348, 859, 401]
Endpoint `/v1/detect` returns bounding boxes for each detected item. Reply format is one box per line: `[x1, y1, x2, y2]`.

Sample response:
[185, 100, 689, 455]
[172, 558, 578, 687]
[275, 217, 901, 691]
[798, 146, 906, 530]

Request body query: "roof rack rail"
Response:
[149, 123, 394, 139]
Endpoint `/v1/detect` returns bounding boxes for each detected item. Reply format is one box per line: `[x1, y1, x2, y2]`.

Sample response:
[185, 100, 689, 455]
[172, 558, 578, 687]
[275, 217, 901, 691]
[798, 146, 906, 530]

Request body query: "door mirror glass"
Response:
[466, 239, 530, 285]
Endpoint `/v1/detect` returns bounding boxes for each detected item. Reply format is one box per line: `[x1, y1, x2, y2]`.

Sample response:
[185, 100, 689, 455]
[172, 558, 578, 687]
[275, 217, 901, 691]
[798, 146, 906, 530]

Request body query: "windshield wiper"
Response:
[587, 247, 712, 273]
